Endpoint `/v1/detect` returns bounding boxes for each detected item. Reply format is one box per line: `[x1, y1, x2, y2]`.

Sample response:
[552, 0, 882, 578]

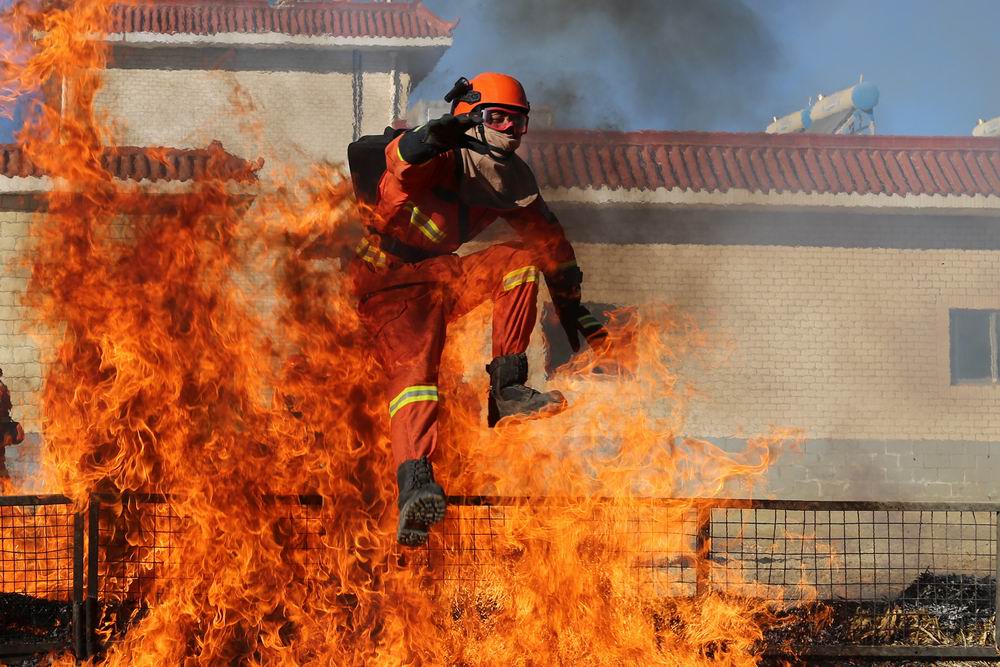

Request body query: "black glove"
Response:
[555, 301, 608, 353]
[547, 265, 607, 353]
[425, 112, 482, 149]
[398, 112, 482, 164]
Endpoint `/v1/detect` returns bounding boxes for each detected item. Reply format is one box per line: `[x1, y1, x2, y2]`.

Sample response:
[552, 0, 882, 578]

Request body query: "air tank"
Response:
[767, 109, 811, 134]
[767, 81, 879, 134]
[973, 117, 1000, 138]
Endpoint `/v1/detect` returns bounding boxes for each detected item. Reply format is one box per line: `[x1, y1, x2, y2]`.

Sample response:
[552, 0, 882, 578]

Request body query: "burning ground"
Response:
[0, 1, 823, 665]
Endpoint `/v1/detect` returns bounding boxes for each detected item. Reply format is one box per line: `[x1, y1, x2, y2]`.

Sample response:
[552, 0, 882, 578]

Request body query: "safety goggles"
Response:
[480, 106, 529, 136]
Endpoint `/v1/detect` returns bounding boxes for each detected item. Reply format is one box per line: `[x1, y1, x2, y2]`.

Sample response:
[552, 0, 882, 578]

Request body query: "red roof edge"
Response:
[0, 141, 261, 183]
[412, 1, 459, 36]
[524, 129, 1000, 152]
[109, 1, 457, 38]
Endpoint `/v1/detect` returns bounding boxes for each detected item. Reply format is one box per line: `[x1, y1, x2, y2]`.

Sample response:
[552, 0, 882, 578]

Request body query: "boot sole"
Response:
[397, 490, 447, 547]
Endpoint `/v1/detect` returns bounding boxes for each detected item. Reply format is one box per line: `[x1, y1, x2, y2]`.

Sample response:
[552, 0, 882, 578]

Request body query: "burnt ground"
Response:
[0, 656, 54, 667]
[762, 661, 997, 666]
[757, 573, 998, 665]
[2, 572, 996, 663]
[0, 591, 72, 660]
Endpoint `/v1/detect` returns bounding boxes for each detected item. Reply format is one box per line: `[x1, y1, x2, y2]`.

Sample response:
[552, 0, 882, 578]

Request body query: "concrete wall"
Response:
[570, 240, 1000, 501]
[96, 47, 409, 177]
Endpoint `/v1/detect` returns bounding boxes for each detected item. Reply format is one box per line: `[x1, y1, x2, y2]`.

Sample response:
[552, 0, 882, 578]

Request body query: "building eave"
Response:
[542, 185, 1000, 215]
[103, 31, 452, 50]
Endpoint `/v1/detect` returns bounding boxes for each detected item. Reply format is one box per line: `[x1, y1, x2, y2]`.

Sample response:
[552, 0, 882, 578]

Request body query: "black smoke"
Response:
[415, 0, 782, 131]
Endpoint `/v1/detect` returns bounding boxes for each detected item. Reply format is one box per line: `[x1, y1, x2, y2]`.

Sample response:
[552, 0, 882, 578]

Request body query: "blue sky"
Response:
[417, 0, 1000, 136]
[753, 0, 1000, 136]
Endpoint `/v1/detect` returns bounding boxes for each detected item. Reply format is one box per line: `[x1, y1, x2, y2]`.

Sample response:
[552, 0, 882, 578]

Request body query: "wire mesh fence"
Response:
[419, 498, 706, 598]
[84, 492, 339, 655]
[81, 494, 1000, 661]
[420, 498, 1000, 660]
[707, 501, 999, 659]
[0, 495, 83, 657]
[86, 493, 188, 651]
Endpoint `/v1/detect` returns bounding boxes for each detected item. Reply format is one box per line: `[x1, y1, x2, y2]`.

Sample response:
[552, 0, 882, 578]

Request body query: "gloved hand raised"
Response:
[424, 112, 483, 150]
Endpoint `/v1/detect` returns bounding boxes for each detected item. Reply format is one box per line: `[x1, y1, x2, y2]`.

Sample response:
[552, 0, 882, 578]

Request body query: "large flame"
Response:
[0, 1, 813, 664]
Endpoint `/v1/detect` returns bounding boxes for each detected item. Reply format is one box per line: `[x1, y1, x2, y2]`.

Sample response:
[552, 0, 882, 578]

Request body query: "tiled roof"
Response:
[522, 130, 1000, 198]
[0, 141, 259, 182]
[109, 1, 456, 39]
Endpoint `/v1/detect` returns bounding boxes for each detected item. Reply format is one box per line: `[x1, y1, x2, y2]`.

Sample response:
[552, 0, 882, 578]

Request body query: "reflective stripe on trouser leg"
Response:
[388, 386, 440, 464]
[501, 265, 539, 291]
[492, 262, 539, 358]
[389, 384, 439, 418]
[447, 244, 542, 364]
[357, 279, 447, 466]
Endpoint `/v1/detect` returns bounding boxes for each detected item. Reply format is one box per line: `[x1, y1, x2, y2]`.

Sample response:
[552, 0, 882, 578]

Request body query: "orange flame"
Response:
[0, 1, 818, 664]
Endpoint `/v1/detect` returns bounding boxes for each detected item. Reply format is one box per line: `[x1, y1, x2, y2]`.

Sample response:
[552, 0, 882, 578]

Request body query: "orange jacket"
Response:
[363, 133, 577, 277]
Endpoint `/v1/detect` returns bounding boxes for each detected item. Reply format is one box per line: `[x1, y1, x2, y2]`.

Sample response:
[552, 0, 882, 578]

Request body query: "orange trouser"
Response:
[353, 243, 540, 465]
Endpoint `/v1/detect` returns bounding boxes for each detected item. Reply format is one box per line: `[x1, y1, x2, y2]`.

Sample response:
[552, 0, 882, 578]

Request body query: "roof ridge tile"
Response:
[109, 1, 455, 39]
[522, 130, 1000, 198]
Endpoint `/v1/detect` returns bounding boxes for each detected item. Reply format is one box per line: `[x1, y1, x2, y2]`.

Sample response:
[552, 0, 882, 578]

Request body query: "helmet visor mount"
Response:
[480, 106, 529, 137]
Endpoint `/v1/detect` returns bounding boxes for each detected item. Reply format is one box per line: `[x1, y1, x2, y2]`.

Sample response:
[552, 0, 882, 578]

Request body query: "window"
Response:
[950, 309, 1000, 384]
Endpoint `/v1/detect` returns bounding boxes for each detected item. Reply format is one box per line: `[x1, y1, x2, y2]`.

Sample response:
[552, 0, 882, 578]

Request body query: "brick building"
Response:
[94, 0, 454, 177]
[522, 129, 1000, 502]
[2, 1, 999, 502]
[0, 0, 454, 484]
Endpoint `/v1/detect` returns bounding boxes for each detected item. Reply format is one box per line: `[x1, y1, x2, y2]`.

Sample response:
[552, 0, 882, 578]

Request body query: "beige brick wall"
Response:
[95, 56, 410, 178]
[574, 243, 1000, 443]
[0, 211, 43, 434]
[97, 68, 348, 177]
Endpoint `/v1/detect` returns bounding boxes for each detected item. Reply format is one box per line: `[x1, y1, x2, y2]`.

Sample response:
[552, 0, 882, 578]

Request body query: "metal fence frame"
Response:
[2, 493, 991, 662]
[437, 497, 1000, 662]
[709, 498, 1000, 662]
[0, 494, 84, 658]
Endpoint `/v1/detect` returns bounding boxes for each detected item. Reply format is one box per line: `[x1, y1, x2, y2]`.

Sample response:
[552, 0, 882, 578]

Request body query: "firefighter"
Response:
[349, 73, 606, 546]
[0, 368, 24, 486]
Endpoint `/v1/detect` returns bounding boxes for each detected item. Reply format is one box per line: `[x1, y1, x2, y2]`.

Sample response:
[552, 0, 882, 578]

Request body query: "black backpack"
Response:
[347, 126, 406, 207]
[346, 126, 472, 245]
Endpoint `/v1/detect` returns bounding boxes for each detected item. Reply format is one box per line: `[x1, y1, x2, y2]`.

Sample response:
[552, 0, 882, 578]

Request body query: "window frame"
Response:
[949, 308, 1000, 386]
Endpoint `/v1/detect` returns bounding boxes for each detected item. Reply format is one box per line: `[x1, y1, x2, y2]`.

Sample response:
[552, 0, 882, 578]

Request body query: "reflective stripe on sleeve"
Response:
[388, 384, 439, 418]
[578, 313, 601, 330]
[405, 204, 445, 243]
[355, 238, 387, 268]
[502, 265, 539, 291]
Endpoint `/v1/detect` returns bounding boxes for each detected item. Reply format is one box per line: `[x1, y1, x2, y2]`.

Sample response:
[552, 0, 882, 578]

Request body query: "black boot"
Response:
[486, 353, 567, 428]
[396, 457, 446, 547]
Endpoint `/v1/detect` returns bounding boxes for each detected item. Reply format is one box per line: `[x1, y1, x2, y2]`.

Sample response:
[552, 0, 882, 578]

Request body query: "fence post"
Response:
[85, 495, 100, 659]
[995, 510, 1000, 652]
[695, 505, 712, 596]
[72, 509, 85, 659]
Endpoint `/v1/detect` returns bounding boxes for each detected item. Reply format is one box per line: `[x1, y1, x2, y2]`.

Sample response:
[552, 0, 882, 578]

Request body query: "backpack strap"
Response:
[453, 150, 470, 243]
[426, 149, 470, 243]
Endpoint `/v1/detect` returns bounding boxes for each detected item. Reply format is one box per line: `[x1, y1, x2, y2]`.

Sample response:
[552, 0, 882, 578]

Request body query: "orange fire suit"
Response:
[349, 133, 577, 465]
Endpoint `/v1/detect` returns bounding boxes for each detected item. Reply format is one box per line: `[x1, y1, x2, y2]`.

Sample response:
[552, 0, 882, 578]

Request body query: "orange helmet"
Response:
[451, 72, 530, 116]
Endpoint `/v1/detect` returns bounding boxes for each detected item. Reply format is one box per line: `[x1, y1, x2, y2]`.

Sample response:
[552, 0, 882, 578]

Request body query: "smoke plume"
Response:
[416, 0, 781, 131]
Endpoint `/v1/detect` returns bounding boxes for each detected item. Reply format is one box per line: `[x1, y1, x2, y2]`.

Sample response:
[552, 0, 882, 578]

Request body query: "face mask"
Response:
[458, 136, 538, 210]
[481, 125, 521, 155]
